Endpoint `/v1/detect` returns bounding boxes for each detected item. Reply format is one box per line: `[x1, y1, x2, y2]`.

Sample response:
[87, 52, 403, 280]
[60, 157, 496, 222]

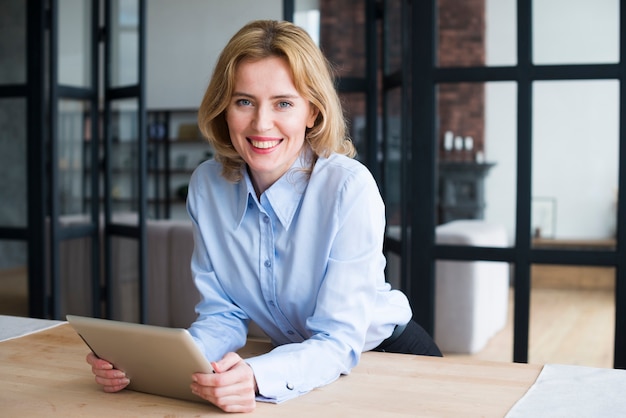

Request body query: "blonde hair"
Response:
[197, 19, 355, 182]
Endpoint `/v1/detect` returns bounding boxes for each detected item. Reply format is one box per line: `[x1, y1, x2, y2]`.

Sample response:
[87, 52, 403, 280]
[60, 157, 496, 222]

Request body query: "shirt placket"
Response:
[258, 205, 298, 340]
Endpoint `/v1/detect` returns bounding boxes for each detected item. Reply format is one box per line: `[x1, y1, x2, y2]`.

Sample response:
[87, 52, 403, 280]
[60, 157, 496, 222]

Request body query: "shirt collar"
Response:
[235, 149, 312, 230]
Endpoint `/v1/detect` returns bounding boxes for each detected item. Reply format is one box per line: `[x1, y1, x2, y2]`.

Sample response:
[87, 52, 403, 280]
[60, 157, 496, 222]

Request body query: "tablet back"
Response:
[66, 314, 213, 403]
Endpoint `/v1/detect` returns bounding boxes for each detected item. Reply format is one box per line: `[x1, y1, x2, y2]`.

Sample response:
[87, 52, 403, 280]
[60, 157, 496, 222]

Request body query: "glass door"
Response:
[103, 0, 148, 322]
[0, 0, 32, 317]
[49, 0, 101, 319]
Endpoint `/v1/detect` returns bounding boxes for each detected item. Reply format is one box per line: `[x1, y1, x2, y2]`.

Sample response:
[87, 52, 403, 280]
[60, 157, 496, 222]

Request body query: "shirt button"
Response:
[286, 382, 294, 390]
[268, 301, 275, 307]
[287, 330, 295, 335]
[263, 216, 270, 223]
[264, 259, 271, 268]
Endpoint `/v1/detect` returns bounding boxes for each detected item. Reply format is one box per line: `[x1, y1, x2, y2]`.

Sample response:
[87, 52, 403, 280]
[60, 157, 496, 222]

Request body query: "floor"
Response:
[443, 287, 615, 369]
[0, 267, 615, 369]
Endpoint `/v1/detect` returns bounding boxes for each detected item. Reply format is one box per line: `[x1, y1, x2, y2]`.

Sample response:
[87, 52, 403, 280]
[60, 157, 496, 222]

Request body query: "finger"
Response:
[94, 373, 130, 392]
[86, 352, 114, 370]
[213, 352, 243, 373]
[92, 366, 126, 380]
[191, 384, 256, 413]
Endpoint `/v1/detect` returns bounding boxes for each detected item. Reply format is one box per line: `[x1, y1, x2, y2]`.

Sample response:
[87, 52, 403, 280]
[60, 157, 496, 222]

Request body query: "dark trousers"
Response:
[373, 320, 443, 357]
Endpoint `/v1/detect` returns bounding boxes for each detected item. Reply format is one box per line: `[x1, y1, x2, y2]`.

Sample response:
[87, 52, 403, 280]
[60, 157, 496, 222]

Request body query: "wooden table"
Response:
[0, 323, 542, 417]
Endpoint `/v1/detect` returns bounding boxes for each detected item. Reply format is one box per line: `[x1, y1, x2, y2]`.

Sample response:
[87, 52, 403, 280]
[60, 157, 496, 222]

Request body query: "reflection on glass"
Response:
[58, 0, 92, 87]
[0, 245, 28, 316]
[58, 100, 91, 216]
[0, 240, 28, 280]
[384, 0, 403, 74]
[532, 80, 618, 244]
[384, 87, 402, 228]
[110, 0, 139, 87]
[318, 1, 365, 78]
[110, 99, 139, 220]
[0, 0, 26, 84]
[434, 260, 512, 361]
[437, 82, 517, 246]
[338, 92, 367, 162]
[533, 0, 619, 65]
[109, 236, 139, 322]
[58, 236, 94, 316]
[530, 264, 614, 368]
[385, 251, 401, 290]
[0, 99, 27, 227]
[294, 0, 320, 45]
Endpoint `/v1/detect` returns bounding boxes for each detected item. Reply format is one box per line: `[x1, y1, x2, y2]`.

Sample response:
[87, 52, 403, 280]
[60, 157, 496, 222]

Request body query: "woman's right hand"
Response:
[86, 352, 130, 392]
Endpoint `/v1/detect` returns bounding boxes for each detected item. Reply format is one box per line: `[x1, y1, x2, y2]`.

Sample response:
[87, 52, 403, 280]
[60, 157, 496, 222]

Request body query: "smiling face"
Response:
[225, 56, 319, 196]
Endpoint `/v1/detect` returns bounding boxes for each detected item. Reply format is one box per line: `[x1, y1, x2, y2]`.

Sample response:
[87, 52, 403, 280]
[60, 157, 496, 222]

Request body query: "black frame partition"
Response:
[48, 0, 102, 319]
[0, 0, 147, 321]
[402, 0, 626, 368]
[103, 0, 148, 322]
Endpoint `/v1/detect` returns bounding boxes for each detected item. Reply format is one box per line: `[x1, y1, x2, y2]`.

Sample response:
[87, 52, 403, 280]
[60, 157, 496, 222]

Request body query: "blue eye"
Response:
[278, 101, 292, 109]
[236, 99, 252, 106]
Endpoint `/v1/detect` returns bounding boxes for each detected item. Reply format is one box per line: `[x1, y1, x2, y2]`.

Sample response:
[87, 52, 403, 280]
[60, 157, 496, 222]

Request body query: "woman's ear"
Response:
[307, 106, 320, 129]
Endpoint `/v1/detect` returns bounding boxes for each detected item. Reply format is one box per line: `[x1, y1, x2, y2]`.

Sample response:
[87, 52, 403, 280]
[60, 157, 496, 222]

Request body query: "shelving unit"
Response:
[147, 109, 213, 219]
[60, 109, 210, 221]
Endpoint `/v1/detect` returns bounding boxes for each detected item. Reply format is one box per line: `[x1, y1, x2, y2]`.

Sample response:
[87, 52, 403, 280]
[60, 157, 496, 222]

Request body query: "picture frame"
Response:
[531, 197, 556, 239]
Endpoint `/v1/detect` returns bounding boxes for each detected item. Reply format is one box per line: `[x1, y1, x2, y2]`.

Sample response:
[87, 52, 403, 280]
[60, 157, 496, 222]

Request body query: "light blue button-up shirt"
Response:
[187, 150, 412, 403]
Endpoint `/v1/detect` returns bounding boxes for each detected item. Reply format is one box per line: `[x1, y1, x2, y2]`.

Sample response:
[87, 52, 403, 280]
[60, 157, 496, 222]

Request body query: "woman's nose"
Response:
[252, 105, 273, 131]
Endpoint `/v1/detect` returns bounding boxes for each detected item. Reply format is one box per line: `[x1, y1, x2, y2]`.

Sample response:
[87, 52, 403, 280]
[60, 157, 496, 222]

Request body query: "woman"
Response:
[87, 19, 441, 413]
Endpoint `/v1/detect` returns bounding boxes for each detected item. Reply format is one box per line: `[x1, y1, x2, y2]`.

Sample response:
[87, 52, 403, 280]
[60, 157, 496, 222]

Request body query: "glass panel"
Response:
[532, 80, 618, 245]
[110, 0, 139, 87]
[437, 0, 517, 67]
[0, 246, 28, 317]
[109, 236, 139, 322]
[530, 264, 614, 368]
[485, 0, 517, 66]
[58, 236, 94, 316]
[385, 251, 402, 291]
[110, 98, 139, 222]
[58, 100, 92, 216]
[294, 0, 320, 45]
[384, 87, 402, 229]
[437, 82, 517, 245]
[339, 92, 367, 162]
[533, 0, 619, 65]
[438, 0, 517, 67]
[434, 260, 513, 362]
[319, 0, 365, 78]
[0, 98, 27, 227]
[383, 0, 403, 75]
[58, 0, 92, 87]
[0, 0, 26, 84]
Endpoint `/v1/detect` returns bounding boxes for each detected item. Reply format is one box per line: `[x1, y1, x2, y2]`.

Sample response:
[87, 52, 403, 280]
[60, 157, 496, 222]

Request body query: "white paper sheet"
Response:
[0, 315, 64, 342]
[506, 363, 626, 418]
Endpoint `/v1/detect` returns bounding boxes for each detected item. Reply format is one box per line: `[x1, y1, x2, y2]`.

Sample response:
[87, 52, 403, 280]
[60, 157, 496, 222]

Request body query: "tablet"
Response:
[66, 314, 214, 403]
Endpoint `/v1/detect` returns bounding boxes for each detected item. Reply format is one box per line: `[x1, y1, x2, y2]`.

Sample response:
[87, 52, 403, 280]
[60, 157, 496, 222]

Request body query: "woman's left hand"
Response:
[191, 352, 258, 413]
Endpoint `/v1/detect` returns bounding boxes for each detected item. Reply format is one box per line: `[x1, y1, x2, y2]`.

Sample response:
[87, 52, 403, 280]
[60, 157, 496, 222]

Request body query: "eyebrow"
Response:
[232, 91, 301, 100]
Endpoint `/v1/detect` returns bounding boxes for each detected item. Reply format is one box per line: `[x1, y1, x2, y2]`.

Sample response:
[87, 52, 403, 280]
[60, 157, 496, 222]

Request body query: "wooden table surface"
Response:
[0, 323, 542, 417]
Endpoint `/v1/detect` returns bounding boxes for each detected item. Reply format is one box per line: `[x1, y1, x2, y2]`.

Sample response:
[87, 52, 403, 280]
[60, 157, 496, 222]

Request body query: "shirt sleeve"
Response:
[185, 168, 249, 361]
[246, 165, 387, 403]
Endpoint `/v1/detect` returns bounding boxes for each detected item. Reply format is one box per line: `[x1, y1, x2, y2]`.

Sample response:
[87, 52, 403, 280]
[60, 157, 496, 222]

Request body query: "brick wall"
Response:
[438, 0, 486, 162]
[317, 1, 486, 162]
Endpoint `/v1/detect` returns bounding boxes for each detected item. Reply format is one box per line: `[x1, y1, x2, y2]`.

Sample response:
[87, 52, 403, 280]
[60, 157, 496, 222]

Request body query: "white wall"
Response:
[484, 0, 620, 243]
[146, 0, 282, 109]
